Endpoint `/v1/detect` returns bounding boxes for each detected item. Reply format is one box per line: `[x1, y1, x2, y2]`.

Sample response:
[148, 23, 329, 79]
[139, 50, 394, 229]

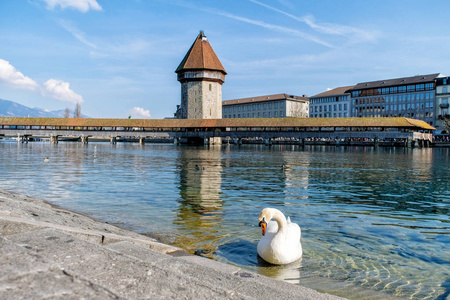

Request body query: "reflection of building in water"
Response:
[280, 149, 310, 201]
[174, 146, 225, 257]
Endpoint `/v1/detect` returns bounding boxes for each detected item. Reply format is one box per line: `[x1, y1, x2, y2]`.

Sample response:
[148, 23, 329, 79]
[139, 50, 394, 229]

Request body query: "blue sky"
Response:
[1, 0, 450, 119]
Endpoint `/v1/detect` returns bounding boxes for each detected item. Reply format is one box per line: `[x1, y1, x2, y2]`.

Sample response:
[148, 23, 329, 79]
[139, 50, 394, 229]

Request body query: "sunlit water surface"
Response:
[1, 142, 449, 300]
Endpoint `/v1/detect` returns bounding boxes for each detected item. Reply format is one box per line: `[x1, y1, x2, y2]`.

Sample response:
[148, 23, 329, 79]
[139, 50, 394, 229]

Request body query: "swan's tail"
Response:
[287, 216, 291, 224]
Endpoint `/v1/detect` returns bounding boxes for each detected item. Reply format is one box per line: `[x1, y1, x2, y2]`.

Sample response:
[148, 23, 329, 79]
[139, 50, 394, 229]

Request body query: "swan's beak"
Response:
[259, 220, 267, 236]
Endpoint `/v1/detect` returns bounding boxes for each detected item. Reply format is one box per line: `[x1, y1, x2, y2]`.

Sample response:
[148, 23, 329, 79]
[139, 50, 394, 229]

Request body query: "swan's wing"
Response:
[287, 222, 301, 241]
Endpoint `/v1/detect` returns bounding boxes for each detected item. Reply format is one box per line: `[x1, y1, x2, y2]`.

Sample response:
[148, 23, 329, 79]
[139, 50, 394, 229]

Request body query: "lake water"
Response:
[0, 142, 449, 300]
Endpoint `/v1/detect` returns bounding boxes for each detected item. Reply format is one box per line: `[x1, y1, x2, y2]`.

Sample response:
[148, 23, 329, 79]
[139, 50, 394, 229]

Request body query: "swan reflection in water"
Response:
[257, 256, 303, 284]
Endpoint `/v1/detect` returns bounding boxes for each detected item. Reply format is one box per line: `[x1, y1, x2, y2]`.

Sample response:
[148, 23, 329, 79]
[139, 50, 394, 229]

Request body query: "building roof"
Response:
[351, 73, 445, 90]
[0, 117, 435, 130]
[222, 93, 308, 106]
[310, 86, 354, 98]
[175, 31, 226, 75]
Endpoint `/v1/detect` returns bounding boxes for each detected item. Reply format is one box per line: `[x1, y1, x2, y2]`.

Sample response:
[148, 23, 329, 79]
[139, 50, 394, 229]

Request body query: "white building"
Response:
[308, 86, 353, 118]
[222, 94, 309, 119]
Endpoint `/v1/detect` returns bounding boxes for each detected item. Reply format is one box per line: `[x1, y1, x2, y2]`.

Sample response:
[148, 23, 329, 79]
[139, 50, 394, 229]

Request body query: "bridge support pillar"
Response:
[174, 138, 179, 145]
[374, 137, 379, 148]
[80, 136, 88, 144]
[110, 137, 117, 144]
[299, 138, 305, 146]
[50, 135, 58, 144]
[407, 138, 412, 148]
[21, 136, 29, 144]
[206, 137, 221, 145]
[139, 136, 144, 145]
[265, 138, 272, 146]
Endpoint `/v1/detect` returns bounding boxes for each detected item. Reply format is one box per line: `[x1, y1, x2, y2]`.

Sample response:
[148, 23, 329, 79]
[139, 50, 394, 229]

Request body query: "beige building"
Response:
[175, 31, 227, 119]
[222, 94, 309, 119]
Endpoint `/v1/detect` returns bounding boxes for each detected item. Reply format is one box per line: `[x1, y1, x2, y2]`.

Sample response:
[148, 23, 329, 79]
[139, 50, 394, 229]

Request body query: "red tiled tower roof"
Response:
[175, 31, 227, 75]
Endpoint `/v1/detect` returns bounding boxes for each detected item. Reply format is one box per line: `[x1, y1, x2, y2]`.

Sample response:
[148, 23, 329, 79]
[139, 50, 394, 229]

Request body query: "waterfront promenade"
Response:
[0, 190, 345, 300]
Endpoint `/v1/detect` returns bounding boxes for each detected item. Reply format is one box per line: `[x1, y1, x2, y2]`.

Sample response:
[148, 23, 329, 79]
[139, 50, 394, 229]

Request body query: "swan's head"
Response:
[258, 208, 274, 236]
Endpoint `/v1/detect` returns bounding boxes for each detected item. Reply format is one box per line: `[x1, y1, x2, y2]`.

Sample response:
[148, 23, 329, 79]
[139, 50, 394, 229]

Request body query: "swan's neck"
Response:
[271, 209, 288, 234]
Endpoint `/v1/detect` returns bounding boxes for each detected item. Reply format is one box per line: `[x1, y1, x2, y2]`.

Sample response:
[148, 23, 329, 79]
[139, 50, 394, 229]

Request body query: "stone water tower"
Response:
[175, 31, 227, 119]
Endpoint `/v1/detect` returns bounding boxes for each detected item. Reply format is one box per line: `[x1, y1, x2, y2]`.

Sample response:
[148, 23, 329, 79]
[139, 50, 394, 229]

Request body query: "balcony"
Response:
[440, 103, 449, 109]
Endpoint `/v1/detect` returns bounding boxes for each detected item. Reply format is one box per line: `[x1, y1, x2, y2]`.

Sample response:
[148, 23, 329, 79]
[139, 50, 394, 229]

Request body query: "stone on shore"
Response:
[0, 190, 345, 300]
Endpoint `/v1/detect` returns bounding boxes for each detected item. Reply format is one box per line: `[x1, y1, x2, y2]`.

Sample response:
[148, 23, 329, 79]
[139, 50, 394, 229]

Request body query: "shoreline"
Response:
[0, 189, 345, 299]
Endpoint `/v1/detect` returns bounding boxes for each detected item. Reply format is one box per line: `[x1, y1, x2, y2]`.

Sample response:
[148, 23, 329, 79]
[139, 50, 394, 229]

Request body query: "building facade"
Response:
[175, 31, 226, 119]
[222, 94, 309, 119]
[308, 86, 353, 118]
[349, 73, 446, 127]
[435, 76, 450, 133]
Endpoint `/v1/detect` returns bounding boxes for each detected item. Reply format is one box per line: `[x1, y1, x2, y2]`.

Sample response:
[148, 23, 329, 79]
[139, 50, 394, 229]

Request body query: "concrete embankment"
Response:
[0, 190, 345, 300]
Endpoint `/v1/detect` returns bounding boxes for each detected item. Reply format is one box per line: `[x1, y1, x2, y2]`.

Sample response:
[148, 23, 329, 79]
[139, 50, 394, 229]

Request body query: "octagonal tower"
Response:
[175, 31, 227, 119]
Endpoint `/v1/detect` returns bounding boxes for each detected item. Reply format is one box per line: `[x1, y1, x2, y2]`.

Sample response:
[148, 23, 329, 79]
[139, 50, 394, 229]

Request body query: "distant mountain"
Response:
[0, 99, 89, 118]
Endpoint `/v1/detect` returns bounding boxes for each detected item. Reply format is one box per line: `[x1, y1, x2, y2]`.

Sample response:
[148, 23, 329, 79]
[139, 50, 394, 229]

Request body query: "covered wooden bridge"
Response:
[0, 116, 435, 146]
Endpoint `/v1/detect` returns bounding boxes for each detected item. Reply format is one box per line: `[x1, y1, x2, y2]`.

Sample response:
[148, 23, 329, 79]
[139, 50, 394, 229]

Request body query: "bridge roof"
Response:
[0, 117, 436, 130]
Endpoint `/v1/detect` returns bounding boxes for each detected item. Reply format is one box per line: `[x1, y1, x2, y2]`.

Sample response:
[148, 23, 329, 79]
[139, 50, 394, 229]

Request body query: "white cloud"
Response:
[0, 59, 40, 91]
[248, 0, 378, 43]
[206, 9, 333, 48]
[128, 107, 151, 118]
[42, 0, 102, 12]
[42, 79, 84, 104]
[171, 1, 333, 48]
[58, 19, 97, 49]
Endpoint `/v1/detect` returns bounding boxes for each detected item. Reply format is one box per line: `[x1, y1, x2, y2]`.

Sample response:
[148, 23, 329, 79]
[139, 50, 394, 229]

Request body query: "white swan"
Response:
[257, 208, 302, 265]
